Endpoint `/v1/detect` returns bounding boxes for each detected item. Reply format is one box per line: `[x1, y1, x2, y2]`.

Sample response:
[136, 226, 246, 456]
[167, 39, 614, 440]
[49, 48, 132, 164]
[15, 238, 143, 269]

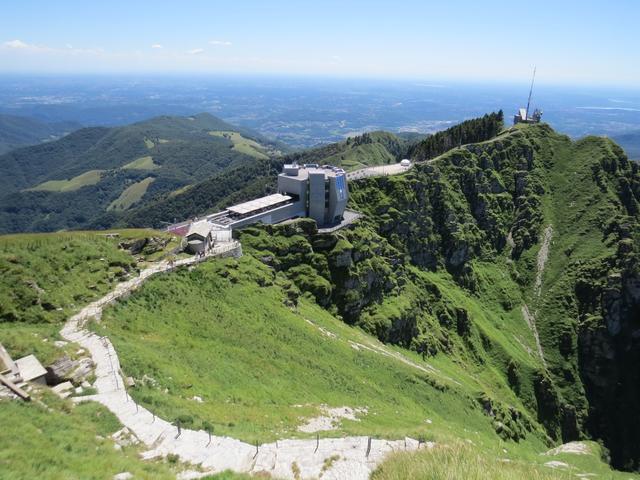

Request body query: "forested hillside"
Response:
[409, 111, 504, 161]
[0, 113, 80, 154]
[0, 113, 283, 233]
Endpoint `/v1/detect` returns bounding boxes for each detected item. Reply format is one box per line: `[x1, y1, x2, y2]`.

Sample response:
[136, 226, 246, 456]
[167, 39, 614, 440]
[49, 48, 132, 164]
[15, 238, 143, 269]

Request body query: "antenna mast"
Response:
[525, 66, 536, 120]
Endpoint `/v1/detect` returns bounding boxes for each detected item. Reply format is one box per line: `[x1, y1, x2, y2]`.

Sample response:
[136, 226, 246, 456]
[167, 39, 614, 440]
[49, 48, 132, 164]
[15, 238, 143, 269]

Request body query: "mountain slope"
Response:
[112, 131, 416, 229]
[613, 130, 640, 160]
[1, 122, 639, 478]
[0, 113, 80, 155]
[0, 113, 284, 233]
[93, 115, 640, 474]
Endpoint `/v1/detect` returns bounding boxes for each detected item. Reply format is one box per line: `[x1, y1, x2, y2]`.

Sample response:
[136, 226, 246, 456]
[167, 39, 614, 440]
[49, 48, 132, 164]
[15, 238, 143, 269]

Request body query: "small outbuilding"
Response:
[15, 355, 47, 385]
[185, 221, 214, 254]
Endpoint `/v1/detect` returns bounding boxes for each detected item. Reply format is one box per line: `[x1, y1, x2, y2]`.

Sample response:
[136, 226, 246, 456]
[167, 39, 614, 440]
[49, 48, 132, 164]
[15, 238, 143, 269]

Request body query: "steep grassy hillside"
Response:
[373, 441, 628, 480]
[0, 229, 179, 362]
[285, 131, 412, 171]
[0, 395, 179, 479]
[0, 229, 201, 479]
[0, 113, 80, 155]
[0, 113, 284, 233]
[94, 255, 548, 447]
[345, 123, 639, 470]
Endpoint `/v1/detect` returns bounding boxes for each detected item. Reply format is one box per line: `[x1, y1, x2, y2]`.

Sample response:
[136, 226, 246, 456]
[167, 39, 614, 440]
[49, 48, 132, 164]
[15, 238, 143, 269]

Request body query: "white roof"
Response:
[227, 193, 292, 216]
[186, 221, 212, 238]
[15, 354, 47, 382]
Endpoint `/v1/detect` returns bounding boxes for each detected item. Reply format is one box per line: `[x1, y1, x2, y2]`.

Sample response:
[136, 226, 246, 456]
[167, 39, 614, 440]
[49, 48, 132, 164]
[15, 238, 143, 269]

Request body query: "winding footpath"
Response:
[60, 242, 422, 480]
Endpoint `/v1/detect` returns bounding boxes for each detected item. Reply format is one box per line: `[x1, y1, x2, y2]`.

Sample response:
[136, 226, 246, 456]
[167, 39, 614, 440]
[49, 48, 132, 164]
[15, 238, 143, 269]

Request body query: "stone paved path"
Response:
[60, 243, 423, 479]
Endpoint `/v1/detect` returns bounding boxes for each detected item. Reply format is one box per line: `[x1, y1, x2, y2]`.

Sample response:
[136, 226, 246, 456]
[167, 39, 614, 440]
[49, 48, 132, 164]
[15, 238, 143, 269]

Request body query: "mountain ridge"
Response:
[0, 113, 81, 155]
[0, 113, 285, 233]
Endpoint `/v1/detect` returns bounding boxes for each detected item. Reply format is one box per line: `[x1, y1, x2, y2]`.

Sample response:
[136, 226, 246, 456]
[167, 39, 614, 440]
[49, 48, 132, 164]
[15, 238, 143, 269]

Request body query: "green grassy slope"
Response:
[373, 441, 631, 480]
[343, 123, 640, 471]
[95, 256, 544, 448]
[0, 394, 178, 480]
[209, 131, 270, 160]
[286, 131, 412, 172]
[108, 177, 156, 211]
[0, 229, 178, 362]
[0, 229, 192, 479]
[122, 155, 160, 170]
[0, 113, 283, 233]
[28, 169, 104, 192]
[527, 130, 640, 469]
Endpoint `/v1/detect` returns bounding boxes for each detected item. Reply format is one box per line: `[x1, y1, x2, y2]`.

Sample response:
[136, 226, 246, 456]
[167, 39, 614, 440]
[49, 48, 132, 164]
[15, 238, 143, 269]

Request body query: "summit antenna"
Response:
[525, 66, 536, 120]
[514, 67, 542, 125]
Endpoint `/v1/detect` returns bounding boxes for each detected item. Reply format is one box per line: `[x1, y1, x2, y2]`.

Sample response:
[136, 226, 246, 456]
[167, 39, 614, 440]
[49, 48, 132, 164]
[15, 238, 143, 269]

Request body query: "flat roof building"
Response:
[277, 164, 348, 226]
[202, 163, 349, 231]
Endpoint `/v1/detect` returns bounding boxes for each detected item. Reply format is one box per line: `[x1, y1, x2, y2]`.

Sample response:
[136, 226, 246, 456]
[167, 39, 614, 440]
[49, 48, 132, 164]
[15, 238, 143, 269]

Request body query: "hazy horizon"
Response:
[2, 0, 639, 87]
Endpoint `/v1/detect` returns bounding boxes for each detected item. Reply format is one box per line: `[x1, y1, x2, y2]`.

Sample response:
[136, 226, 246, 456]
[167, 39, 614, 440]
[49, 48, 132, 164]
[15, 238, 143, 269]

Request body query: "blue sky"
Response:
[1, 0, 638, 86]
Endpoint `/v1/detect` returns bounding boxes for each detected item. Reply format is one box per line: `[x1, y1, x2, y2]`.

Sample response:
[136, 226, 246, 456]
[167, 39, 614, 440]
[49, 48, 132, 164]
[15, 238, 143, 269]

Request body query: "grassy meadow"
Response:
[28, 169, 104, 192]
[0, 229, 178, 363]
[122, 155, 160, 170]
[95, 255, 552, 454]
[209, 131, 270, 160]
[108, 177, 156, 211]
[372, 441, 635, 480]
[0, 392, 180, 479]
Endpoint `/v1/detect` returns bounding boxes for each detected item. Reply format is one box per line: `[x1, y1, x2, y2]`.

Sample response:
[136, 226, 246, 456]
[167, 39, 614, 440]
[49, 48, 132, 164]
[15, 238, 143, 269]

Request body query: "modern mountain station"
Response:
[176, 163, 350, 253]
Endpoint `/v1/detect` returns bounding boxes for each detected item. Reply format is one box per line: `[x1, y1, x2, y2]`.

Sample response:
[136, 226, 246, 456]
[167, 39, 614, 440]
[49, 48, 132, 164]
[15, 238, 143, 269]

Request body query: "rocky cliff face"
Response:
[239, 123, 640, 470]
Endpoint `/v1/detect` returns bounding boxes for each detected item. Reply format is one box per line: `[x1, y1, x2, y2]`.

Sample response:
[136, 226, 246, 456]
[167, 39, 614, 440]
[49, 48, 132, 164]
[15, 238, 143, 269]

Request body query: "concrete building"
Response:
[277, 164, 349, 226]
[205, 164, 349, 230]
[185, 221, 214, 254]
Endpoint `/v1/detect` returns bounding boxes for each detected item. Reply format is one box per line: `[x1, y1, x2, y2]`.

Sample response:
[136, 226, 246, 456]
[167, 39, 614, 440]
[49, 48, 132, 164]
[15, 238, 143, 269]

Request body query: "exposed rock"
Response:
[331, 248, 352, 268]
[46, 355, 95, 385]
[113, 472, 132, 480]
[51, 381, 74, 398]
[544, 461, 569, 469]
[119, 236, 170, 256]
[112, 427, 140, 447]
[545, 441, 590, 456]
